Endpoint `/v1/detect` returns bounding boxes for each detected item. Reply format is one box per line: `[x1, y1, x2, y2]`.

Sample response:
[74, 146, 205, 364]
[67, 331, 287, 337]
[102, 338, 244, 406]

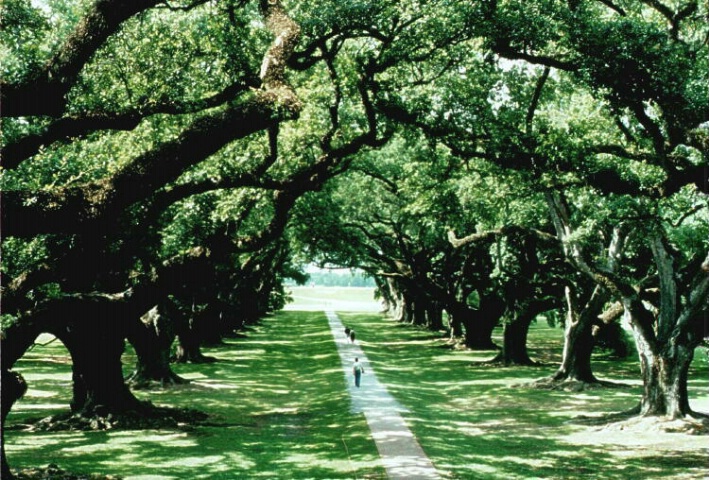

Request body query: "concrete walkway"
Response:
[325, 311, 441, 480]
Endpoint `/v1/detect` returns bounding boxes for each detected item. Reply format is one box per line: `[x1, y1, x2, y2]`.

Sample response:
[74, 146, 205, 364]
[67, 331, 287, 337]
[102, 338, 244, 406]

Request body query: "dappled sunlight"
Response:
[186, 380, 240, 391]
[7, 309, 707, 479]
[340, 311, 709, 479]
[6, 311, 385, 479]
[275, 452, 379, 474]
[437, 421, 486, 436]
[18, 372, 72, 382]
[10, 402, 69, 414]
[21, 388, 67, 399]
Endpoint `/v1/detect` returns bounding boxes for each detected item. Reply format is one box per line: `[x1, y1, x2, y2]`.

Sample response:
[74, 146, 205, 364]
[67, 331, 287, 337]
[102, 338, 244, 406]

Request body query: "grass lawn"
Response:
[5, 287, 709, 479]
[6, 311, 385, 479]
[338, 312, 709, 480]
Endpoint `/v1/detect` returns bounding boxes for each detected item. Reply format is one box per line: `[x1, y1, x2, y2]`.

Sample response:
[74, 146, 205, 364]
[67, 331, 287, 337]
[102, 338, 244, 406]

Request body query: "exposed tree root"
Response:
[125, 371, 189, 390]
[572, 407, 709, 435]
[7, 405, 208, 433]
[520, 376, 630, 391]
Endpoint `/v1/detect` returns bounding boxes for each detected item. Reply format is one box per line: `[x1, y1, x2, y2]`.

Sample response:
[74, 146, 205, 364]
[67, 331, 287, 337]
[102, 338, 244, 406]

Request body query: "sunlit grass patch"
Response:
[6, 311, 385, 479]
[6, 305, 707, 479]
[339, 311, 709, 480]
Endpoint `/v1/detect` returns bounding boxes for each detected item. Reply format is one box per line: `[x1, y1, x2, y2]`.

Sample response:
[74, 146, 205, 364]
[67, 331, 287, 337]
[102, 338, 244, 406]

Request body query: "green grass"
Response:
[338, 312, 709, 480]
[6, 291, 709, 479]
[6, 312, 385, 479]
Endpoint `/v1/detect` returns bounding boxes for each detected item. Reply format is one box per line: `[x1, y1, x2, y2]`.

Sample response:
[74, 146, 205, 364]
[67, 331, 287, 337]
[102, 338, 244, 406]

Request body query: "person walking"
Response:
[352, 357, 365, 387]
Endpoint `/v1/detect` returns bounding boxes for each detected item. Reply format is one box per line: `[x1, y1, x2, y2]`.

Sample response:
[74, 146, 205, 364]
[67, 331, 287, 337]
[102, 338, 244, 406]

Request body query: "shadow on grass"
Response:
[7, 311, 385, 479]
[338, 311, 709, 480]
[7, 309, 708, 479]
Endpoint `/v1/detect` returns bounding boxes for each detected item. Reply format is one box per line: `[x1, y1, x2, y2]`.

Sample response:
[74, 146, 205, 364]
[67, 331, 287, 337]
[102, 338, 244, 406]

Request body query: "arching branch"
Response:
[1, 0, 161, 117]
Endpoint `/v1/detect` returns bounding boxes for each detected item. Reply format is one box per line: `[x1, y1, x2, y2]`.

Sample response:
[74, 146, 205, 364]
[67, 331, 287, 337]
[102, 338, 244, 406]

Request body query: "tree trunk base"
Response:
[524, 376, 630, 392]
[125, 370, 189, 390]
[485, 353, 538, 367]
[9, 404, 208, 433]
[573, 406, 709, 434]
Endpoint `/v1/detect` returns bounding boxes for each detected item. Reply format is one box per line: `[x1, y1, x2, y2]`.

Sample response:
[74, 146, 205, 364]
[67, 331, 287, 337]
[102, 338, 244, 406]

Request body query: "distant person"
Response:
[344, 326, 351, 338]
[352, 358, 364, 387]
[349, 329, 356, 343]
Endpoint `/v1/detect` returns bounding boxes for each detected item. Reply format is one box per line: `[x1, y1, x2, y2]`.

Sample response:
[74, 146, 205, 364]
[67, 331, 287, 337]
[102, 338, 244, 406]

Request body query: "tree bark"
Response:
[125, 306, 186, 388]
[448, 297, 502, 350]
[173, 333, 216, 364]
[385, 278, 407, 321]
[427, 302, 444, 331]
[448, 310, 464, 339]
[494, 315, 535, 365]
[55, 313, 143, 415]
[624, 290, 706, 418]
[412, 298, 428, 326]
[468, 295, 505, 350]
[552, 286, 607, 383]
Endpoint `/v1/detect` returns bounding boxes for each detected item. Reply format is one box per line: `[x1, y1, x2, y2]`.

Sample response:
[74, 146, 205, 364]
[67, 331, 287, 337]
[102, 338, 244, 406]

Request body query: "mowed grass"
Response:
[6, 311, 385, 479]
[5, 286, 709, 480]
[338, 312, 709, 480]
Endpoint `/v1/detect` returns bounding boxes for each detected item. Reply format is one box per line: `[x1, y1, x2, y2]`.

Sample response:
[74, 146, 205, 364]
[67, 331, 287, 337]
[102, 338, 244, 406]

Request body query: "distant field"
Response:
[285, 286, 381, 312]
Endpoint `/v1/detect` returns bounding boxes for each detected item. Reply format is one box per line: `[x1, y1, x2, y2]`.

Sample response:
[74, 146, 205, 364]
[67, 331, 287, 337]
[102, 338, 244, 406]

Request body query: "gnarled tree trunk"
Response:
[56, 312, 143, 415]
[126, 306, 186, 388]
[551, 287, 607, 383]
[624, 296, 703, 418]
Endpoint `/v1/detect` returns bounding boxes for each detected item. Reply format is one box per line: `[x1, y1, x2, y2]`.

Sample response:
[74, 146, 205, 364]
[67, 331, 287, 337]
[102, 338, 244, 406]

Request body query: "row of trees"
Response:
[293, 0, 708, 415]
[2, 0, 708, 476]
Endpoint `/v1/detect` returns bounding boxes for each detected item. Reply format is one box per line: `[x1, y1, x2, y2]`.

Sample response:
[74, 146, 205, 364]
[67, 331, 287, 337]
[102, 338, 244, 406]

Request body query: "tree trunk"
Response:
[450, 302, 499, 350]
[638, 345, 694, 418]
[412, 298, 427, 326]
[426, 303, 444, 331]
[624, 297, 697, 418]
[552, 287, 605, 383]
[58, 321, 143, 415]
[493, 311, 535, 365]
[173, 331, 216, 364]
[125, 306, 186, 388]
[469, 295, 505, 350]
[400, 295, 414, 323]
[448, 310, 463, 339]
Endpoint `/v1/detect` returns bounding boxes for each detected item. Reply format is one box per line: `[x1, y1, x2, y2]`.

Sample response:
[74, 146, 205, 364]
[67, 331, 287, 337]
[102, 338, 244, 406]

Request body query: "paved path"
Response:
[325, 311, 441, 480]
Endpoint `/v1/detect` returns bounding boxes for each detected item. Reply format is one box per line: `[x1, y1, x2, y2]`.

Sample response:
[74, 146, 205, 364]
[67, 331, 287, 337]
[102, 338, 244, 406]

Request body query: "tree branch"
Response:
[526, 66, 550, 133]
[2, 76, 259, 169]
[3, 0, 302, 239]
[447, 225, 558, 249]
[1, 0, 161, 117]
